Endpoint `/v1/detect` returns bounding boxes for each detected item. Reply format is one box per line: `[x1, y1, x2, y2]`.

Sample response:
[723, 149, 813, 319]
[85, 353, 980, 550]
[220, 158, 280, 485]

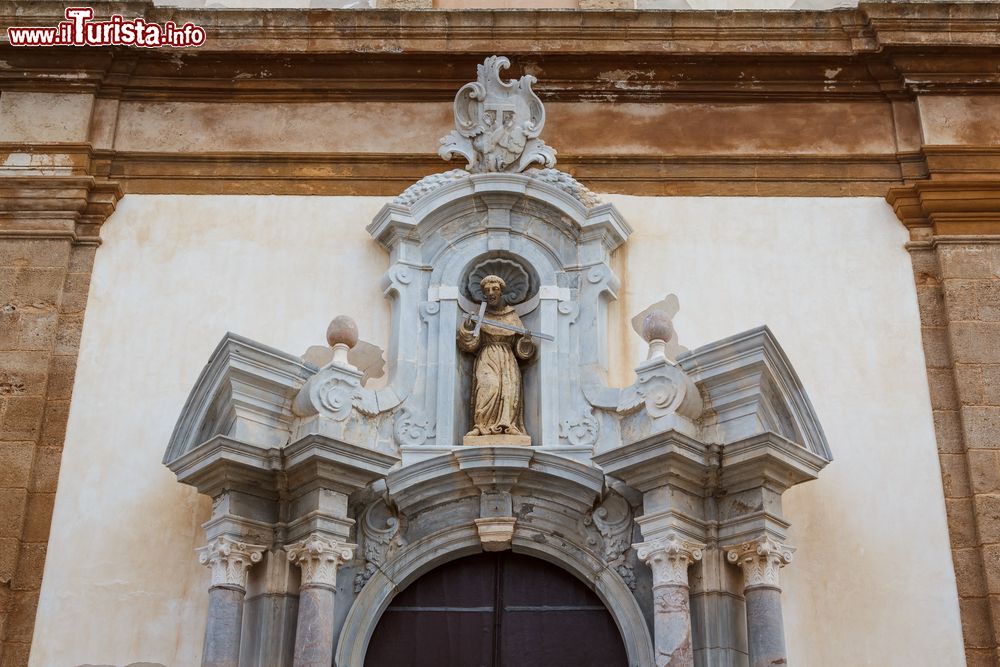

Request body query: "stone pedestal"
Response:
[286, 534, 355, 667]
[197, 537, 266, 667]
[635, 533, 705, 667]
[726, 538, 793, 667]
[463, 434, 531, 446]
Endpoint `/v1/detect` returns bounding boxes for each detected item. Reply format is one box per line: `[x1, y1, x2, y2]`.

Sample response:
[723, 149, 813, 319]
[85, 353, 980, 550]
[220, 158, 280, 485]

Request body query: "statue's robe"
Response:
[458, 305, 533, 436]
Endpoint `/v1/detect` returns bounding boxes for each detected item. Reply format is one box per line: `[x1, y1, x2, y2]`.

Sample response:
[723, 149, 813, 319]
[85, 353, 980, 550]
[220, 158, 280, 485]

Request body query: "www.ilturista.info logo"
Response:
[7, 7, 206, 48]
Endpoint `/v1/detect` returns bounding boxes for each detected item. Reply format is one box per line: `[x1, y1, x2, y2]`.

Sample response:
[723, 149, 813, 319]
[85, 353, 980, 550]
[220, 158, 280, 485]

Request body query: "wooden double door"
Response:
[364, 551, 629, 667]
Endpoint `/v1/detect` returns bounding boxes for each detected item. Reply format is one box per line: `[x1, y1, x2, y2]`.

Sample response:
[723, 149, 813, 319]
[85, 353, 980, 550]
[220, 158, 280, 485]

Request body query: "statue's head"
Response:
[480, 275, 506, 308]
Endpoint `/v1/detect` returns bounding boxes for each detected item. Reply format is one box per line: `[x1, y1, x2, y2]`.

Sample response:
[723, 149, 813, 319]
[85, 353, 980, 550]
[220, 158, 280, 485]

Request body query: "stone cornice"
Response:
[888, 147, 1000, 241]
[0, 173, 123, 245]
[0, 4, 996, 212]
[1, 4, 998, 99]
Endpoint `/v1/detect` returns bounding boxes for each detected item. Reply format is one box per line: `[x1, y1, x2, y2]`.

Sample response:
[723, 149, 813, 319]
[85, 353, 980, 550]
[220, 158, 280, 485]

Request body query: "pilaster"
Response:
[0, 162, 122, 665]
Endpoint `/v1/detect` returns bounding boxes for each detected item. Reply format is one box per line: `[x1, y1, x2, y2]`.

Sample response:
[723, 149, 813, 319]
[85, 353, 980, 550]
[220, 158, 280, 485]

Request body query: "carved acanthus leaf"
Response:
[197, 536, 266, 590]
[634, 532, 705, 589]
[584, 492, 636, 589]
[726, 538, 794, 590]
[354, 499, 404, 593]
[286, 534, 355, 589]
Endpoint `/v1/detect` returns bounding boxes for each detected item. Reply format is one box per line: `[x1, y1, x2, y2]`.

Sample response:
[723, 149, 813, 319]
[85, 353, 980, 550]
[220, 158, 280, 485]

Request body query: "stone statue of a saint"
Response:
[458, 275, 536, 445]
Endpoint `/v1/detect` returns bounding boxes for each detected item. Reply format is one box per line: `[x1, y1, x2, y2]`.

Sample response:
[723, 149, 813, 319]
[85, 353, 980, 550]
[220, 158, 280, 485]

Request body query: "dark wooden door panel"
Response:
[364, 552, 628, 667]
[364, 609, 494, 667]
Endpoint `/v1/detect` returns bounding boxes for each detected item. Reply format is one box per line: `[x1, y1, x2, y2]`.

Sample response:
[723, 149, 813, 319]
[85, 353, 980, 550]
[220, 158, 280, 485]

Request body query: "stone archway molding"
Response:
[335, 523, 654, 667]
[336, 447, 655, 667]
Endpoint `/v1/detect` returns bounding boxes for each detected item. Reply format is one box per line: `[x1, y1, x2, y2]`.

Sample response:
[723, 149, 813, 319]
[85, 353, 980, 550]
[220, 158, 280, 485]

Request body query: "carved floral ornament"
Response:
[197, 536, 266, 590]
[725, 538, 794, 590]
[285, 534, 356, 589]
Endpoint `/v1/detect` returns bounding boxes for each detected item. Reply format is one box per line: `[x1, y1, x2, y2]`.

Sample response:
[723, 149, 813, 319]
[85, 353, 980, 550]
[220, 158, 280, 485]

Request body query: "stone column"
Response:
[197, 536, 267, 667]
[286, 534, 356, 667]
[635, 532, 705, 667]
[726, 538, 794, 667]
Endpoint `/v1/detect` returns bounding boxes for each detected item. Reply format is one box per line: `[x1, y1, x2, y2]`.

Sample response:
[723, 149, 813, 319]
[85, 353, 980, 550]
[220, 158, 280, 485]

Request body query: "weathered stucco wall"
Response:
[32, 194, 964, 666]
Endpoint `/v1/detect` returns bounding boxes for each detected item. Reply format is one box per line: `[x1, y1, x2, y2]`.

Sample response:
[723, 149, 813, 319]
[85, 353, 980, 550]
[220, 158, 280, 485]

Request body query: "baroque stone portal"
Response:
[458, 274, 536, 445]
[163, 55, 834, 667]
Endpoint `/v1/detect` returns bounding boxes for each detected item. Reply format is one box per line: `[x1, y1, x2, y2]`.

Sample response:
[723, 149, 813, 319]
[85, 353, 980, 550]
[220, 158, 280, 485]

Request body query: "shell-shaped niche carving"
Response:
[466, 256, 536, 305]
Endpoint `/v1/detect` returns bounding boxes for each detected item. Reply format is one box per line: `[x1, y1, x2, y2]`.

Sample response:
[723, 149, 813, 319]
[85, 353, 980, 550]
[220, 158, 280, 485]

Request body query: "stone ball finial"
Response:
[326, 315, 359, 350]
[641, 310, 674, 344]
[326, 316, 359, 369]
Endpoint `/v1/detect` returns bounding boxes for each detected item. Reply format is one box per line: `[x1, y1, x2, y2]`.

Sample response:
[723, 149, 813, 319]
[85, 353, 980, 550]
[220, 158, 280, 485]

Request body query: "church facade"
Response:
[1, 2, 998, 666]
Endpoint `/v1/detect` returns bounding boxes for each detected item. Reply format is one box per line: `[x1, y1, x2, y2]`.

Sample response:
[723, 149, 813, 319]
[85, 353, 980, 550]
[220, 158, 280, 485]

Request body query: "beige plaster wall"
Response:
[32, 194, 963, 666]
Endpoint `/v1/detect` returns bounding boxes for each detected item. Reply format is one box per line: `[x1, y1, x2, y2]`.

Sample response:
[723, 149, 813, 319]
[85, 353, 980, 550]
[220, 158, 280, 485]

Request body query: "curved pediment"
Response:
[367, 169, 631, 265]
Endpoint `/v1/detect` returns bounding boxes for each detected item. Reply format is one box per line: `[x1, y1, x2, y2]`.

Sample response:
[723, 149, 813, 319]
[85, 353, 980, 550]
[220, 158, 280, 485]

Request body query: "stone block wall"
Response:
[910, 241, 1000, 667]
[0, 238, 96, 666]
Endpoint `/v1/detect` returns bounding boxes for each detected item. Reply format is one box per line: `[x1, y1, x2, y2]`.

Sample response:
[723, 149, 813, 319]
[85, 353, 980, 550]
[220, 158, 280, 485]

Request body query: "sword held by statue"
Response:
[467, 301, 555, 341]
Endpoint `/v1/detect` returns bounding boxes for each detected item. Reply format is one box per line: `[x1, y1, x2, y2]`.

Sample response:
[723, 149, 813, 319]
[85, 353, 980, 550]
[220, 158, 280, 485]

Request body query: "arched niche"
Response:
[367, 170, 631, 460]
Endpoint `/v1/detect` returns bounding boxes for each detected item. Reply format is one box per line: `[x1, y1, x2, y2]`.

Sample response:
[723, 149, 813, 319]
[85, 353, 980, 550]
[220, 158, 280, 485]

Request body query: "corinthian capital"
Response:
[285, 534, 356, 589]
[726, 538, 794, 590]
[634, 532, 705, 588]
[197, 536, 266, 590]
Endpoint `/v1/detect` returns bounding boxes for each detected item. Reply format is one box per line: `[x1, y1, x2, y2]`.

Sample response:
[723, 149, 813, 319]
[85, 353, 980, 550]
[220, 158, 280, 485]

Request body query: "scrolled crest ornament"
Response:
[726, 538, 794, 590]
[439, 56, 556, 174]
[285, 534, 356, 589]
[197, 536, 266, 590]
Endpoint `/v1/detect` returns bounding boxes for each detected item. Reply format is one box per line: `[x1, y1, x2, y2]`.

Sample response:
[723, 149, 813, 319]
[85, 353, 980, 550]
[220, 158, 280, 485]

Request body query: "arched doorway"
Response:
[364, 551, 629, 667]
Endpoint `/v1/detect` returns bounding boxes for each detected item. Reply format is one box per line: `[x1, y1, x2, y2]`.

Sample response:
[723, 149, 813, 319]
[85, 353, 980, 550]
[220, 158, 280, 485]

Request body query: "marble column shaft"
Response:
[636, 533, 705, 667]
[198, 537, 267, 667]
[744, 587, 787, 667]
[203, 586, 247, 667]
[286, 534, 355, 667]
[726, 539, 793, 667]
